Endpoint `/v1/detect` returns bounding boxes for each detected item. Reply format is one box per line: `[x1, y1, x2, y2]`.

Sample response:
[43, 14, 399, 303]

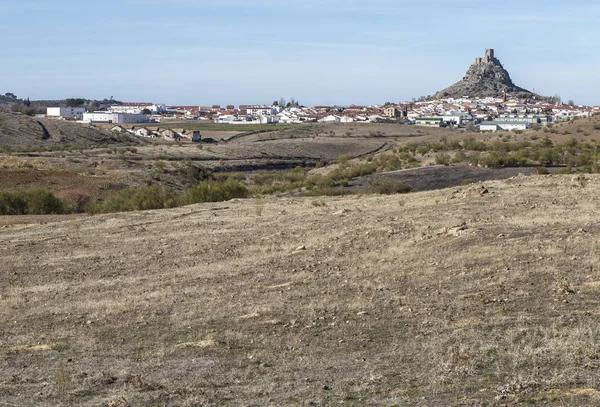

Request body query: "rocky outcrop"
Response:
[433, 49, 535, 99]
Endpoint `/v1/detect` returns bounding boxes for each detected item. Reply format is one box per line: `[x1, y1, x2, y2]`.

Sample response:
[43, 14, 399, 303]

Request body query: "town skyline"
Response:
[2, 0, 600, 105]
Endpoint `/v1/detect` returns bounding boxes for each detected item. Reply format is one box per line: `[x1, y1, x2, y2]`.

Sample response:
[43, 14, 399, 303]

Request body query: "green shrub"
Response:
[452, 151, 467, 163]
[180, 178, 248, 205]
[87, 178, 248, 214]
[535, 167, 549, 175]
[0, 189, 64, 215]
[368, 178, 413, 195]
[376, 153, 402, 172]
[306, 174, 336, 189]
[416, 143, 431, 155]
[462, 137, 488, 152]
[87, 186, 177, 214]
[0, 192, 27, 215]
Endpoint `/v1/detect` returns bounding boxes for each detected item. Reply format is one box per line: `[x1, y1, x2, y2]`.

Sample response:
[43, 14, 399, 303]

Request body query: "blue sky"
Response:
[1, 0, 599, 106]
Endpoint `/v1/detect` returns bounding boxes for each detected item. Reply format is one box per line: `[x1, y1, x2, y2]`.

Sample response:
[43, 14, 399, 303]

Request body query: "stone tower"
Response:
[483, 49, 494, 63]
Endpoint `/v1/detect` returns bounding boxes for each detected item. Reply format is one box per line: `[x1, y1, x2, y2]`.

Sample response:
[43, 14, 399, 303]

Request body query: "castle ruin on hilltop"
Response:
[475, 49, 495, 65]
[431, 48, 535, 99]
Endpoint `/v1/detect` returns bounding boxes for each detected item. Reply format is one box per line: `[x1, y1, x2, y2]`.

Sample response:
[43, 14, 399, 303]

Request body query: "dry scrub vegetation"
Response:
[2, 174, 600, 406]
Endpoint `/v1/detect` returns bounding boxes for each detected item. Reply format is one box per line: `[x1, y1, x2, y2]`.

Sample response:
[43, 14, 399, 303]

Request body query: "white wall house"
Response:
[82, 112, 149, 124]
[47, 107, 85, 120]
[259, 116, 279, 124]
[319, 115, 340, 123]
[135, 128, 155, 138]
[215, 115, 237, 123]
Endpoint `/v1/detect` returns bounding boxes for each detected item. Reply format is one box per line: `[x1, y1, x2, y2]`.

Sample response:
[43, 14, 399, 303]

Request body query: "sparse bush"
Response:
[368, 178, 413, 195]
[302, 187, 350, 197]
[434, 152, 451, 166]
[377, 153, 402, 172]
[461, 179, 476, 185]
[535, 167, 549, 175]
[57, 189, 91, 212]
[452, 151, 467, 163]
[556, 167, 573, 175]
[337, 154, 352, 164]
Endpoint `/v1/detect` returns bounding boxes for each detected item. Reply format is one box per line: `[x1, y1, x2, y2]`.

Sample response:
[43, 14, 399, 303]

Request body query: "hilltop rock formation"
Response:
[433, 49, 535, 99]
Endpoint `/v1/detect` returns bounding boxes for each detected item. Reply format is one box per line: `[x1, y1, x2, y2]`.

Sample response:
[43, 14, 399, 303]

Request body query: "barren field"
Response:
[2, 175, 600, 406]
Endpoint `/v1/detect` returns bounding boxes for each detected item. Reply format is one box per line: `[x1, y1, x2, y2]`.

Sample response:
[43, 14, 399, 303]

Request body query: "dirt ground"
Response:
[355, 165, 565, 192]
[2, 174, 600, 406]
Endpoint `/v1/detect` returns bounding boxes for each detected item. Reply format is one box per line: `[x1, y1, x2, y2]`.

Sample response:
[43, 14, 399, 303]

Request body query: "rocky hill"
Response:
[433, 49, 535, 99]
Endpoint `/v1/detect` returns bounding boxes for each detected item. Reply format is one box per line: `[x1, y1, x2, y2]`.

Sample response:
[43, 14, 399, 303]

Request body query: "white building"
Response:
[215, 115, 237, 123]
[259, 116, 279, 124]
[319, 115, 340, 123]
[135, 127, 155, 138]
[246, 105, 279, 116]
[441, 112, 472, 126]
[479, 121, 530, 132]
[82, 112, 149, 124]
[110, 104, 166, 114]
[47, 107, 85, 120]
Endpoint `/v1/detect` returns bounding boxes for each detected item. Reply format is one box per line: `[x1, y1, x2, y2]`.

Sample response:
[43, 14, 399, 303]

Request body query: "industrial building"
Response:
[46, 107, 85, 120]
[82, 112, 149, 124]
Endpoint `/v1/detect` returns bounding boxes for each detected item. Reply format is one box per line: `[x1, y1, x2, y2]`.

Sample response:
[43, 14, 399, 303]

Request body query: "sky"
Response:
[1, 0, 599, 106]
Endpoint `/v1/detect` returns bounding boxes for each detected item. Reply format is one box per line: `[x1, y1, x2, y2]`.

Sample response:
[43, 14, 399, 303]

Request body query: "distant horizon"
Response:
[1, 0, 599, 106]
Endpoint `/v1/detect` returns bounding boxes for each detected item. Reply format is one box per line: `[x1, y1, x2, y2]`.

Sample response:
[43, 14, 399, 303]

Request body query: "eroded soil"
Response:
[2, 175, 600, 406]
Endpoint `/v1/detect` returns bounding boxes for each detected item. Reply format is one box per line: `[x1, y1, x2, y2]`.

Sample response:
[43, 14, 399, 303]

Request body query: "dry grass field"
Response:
[2, 174, 600, 406]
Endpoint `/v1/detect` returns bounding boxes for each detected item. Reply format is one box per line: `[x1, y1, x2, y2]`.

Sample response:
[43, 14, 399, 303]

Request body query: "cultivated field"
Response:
[2, 174, 600, 406]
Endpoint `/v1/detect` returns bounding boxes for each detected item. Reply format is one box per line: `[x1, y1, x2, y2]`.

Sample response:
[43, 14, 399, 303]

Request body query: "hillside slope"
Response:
[2, 175, 600, 406]
[0, 112, 144, 148]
